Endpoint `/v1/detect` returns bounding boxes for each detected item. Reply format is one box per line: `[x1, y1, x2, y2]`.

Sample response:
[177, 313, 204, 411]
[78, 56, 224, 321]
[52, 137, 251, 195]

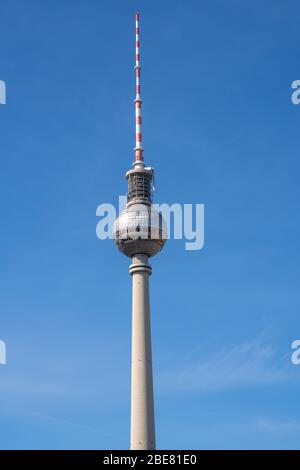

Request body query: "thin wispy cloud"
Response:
[157, 334, 293, 393]
[256, 419, 300, 433]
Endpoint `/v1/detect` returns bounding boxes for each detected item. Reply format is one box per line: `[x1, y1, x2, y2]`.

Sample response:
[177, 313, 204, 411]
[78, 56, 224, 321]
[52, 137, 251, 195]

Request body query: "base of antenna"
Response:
[133, 160, 145, 169]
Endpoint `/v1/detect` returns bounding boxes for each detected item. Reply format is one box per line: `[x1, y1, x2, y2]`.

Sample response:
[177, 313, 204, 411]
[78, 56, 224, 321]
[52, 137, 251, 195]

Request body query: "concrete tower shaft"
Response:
[129, 254, 155, 449]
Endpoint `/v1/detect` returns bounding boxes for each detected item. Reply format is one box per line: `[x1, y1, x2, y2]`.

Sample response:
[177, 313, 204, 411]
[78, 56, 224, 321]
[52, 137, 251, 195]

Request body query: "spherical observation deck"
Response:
[112, 203, 167, 258]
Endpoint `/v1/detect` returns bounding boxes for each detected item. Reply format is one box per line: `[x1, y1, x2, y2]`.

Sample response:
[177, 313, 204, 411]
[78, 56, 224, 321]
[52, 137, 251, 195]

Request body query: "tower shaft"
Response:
[129, 254, 156, 450]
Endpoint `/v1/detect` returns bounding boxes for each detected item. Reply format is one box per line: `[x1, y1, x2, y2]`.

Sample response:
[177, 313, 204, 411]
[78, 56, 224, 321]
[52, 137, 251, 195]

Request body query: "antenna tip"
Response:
[136, 12, 140, 20]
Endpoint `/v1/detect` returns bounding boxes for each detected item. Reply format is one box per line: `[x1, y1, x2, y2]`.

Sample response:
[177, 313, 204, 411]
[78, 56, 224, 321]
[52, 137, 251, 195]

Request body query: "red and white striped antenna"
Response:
[134, 12, 144, 167]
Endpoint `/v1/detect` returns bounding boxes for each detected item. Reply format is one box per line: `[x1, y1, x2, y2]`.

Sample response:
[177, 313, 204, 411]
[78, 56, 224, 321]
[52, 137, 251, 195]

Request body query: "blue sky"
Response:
[0, 0, 300, 449]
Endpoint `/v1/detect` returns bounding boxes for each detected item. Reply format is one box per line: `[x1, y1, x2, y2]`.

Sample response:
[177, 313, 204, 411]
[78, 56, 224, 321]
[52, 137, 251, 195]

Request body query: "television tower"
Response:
[113, 13, 167, 450]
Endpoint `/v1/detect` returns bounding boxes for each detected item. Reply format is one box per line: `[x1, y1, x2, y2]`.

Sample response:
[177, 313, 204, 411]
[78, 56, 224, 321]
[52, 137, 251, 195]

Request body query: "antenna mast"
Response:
[134, 13, 144, 167]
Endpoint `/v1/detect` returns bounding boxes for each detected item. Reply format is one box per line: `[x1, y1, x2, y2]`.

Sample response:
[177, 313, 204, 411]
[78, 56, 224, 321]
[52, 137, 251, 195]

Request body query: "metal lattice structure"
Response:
[127, 168, 152, 204]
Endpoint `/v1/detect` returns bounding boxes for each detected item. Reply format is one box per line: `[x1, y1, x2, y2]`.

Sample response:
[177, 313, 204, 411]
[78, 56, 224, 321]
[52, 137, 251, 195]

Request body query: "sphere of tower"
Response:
[113, 203, 167, 258]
